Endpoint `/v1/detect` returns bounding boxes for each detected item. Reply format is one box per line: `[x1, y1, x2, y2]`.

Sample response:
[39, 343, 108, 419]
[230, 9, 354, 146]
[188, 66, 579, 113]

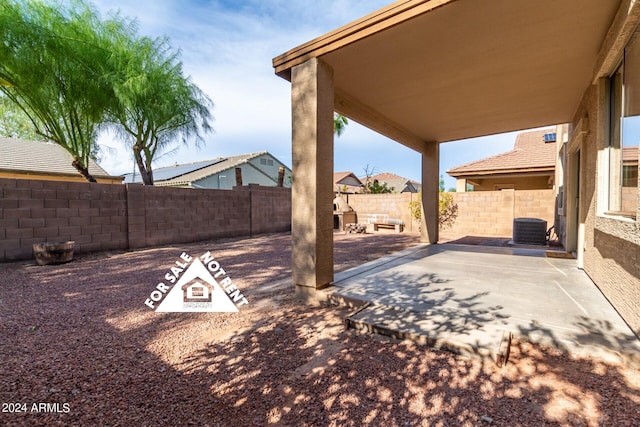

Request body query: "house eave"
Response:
[448, 167, 555, 179]
[273, 0, 455, 79]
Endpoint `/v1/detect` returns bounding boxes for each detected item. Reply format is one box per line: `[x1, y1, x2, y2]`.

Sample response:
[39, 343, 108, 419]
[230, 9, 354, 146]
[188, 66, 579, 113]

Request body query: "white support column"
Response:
[421, 142, 439, 244]
[290, 58, 335, 298]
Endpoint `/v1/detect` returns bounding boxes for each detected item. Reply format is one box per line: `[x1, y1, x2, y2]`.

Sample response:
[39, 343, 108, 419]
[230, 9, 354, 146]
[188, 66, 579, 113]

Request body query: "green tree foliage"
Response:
[0, 0, 213, 184]
[409, 191, 459, 229]
[334, 113, 348, 137]
[0, 93, 42, 140]
[438, 191, 458, 229]
[106, 34, 213, 185]
[0, 0, 116, 181]
[365, 179, 394, 194]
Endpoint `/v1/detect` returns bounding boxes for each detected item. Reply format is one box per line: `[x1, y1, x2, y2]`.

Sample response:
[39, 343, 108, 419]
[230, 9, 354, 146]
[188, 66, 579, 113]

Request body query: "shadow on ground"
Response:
[1, 232, 638, 426]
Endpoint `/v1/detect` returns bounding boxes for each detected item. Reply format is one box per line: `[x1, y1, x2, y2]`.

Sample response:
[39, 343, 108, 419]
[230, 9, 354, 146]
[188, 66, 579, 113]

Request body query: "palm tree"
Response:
[334, 113, 348, 137]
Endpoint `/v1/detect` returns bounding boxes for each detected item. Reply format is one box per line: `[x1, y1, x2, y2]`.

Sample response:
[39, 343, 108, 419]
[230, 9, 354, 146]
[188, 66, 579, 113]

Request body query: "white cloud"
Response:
[90, 0, 534, 188]
[91, 0, 392, 175]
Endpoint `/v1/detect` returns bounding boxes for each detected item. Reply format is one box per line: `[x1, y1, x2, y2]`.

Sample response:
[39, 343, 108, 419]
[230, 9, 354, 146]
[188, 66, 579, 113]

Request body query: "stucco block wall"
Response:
[236, 185, 292, 235]
[0, 178, 291, 262]
[447, 190, 555, 238]
[471, 176, 552, 191]
[342, 190, 554, 238]
[345, 193, 417, 232]
[0, 178, 127, 260]
[134, 186, 252, 247]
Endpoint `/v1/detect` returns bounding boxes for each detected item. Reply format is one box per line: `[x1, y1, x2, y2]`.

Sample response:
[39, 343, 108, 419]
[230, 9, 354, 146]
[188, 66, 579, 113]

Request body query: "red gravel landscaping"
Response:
[1, 232, 639, 426]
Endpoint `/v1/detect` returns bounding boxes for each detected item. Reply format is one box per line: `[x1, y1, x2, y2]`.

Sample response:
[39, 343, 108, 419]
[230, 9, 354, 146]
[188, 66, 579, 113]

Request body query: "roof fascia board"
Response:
[0, 168, 117, 179]
[449, 168, 555, 178]
[335, 89, 429, 152]
[273, 0, 457, 78]
[592, 0, 640, 81]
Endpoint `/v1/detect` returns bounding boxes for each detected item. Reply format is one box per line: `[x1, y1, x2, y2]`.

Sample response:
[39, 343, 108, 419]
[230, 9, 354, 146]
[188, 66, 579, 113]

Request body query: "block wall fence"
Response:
[447, 189, 555, 237]
[1, 177, 555, 262]
[0, 178, 291, 262]
[344, 189, 555, 238]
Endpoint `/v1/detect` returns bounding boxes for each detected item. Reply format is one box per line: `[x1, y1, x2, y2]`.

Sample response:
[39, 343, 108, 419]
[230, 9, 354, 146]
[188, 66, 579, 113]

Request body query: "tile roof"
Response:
[447, 128, 557, 176]
[364, 172, 411, 183]
[157, 152, 270, 186]
[0, 137, 115, 178]
[358, 172, 419, 193]
[150, 159, 226, 182]
[334, 171, 364, 192]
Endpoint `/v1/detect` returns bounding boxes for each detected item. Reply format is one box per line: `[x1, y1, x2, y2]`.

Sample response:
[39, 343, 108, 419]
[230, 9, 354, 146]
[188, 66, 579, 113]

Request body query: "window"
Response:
[608, 32, 640, 216]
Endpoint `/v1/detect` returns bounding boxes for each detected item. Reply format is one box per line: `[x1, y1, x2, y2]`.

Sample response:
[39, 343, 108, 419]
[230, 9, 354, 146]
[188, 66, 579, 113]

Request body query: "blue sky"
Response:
[92, 0, 526, 190]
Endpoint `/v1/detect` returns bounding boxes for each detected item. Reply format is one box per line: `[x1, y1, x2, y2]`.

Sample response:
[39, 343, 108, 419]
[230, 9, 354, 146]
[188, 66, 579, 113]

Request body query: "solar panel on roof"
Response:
[151, 158, 225, 181]
[543, 132, 556, 142]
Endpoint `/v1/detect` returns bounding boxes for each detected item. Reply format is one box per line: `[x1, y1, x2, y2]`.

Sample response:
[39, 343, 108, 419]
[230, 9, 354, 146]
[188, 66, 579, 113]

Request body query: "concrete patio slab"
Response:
[325, 243, 640, 367]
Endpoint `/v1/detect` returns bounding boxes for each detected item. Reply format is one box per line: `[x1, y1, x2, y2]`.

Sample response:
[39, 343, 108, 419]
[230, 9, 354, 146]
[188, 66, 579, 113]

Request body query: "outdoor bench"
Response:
[372, 219, 404, 233]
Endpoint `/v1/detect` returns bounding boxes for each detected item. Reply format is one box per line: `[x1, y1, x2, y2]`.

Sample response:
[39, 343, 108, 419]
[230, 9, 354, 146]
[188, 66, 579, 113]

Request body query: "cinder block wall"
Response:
[0, 179, 128, 260]
[447, 189, 555, 237]
[131, 185, 252, 248]
[239, 185, 292, 235]
[342, 190, 555, 238]
[0, 178, 291, 262]
[345, 193, 417, 232]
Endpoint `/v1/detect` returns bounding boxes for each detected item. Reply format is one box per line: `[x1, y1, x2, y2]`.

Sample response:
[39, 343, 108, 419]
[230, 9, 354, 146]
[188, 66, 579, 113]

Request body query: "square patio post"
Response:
[421, 141, 439, 243]
[291, 58, 335, 299]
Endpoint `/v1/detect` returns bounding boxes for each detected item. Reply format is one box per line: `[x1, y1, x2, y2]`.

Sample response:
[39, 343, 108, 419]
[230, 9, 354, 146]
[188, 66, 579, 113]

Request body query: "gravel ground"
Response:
[1, 231, 639, 426]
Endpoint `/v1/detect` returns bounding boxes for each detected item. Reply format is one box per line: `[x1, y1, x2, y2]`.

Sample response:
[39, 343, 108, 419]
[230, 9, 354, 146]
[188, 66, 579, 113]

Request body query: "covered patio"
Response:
[326, 242, 640, 366]
[272, 0, 623, 296]
[274, 0, 640, 354]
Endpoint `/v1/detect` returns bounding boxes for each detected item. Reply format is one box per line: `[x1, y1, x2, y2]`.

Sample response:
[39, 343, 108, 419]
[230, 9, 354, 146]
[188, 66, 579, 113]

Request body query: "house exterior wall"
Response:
[468, 175, 553, 191]
[0, 178, 291, 262]
[196, 164, 274, 189]
[248, 153, 292, 187]
[567, 81, 640, 336]
[195, 160, 292, 190]
[562, 3, 640, 336]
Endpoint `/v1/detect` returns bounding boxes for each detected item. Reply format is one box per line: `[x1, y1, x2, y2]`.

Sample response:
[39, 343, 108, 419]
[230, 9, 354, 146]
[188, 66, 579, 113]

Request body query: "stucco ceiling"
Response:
[274, 0, 623, 151]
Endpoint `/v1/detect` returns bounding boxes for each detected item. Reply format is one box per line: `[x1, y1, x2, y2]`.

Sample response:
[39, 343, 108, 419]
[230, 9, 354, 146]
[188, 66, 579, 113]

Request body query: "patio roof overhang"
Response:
[273, 0, 623, 151]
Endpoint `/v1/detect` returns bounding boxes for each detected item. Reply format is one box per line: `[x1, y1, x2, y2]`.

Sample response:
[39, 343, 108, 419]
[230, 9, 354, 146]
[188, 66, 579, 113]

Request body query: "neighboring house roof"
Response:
[361, 172, 419, 193]
[623, 147, 638, 164]
[125, 151, 290, 187]
[447, 128, 557, 177]
[150, 159, 226, 182]
[334, 171, 363, 192]
[0, 137, 117, 179]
